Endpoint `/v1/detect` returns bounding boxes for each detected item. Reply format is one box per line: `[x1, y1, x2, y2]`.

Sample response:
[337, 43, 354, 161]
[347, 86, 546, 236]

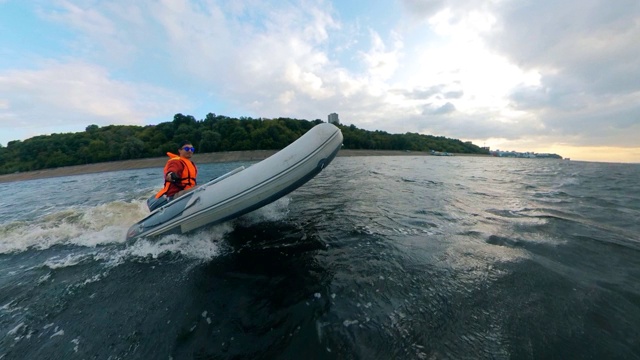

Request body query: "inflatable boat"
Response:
[126, 123, 343, 241]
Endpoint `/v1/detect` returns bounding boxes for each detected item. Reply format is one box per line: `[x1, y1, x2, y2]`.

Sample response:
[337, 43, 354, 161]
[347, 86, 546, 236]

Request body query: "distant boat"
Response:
[430, 150, 453, 156]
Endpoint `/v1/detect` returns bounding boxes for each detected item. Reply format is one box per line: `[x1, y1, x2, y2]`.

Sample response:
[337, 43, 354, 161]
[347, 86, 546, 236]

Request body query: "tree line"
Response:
[0, 113, 489, 175]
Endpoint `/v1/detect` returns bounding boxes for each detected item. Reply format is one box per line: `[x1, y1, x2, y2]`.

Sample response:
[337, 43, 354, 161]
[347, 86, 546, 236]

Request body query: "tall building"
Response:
[328, 113, 340, 125]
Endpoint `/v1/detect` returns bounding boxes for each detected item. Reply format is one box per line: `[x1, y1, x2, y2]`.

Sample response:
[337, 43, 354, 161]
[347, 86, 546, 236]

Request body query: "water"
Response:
[1, 156, 639, 359]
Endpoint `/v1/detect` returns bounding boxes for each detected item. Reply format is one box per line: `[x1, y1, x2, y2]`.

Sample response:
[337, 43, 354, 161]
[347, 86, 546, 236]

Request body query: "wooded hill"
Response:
[0, 113, 489, 175]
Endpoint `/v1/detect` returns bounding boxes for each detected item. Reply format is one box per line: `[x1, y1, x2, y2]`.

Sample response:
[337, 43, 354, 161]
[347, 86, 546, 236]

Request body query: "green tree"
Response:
[199, 130, 221, 152]
[121, 137, 146, 159]
[0, 113, 493, 176]
[87, 139, 109, 162]
[172, 113, 197, 128]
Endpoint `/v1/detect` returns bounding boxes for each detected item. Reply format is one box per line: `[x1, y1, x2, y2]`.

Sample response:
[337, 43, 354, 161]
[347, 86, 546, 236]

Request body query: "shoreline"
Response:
[0, 150, 488, 183]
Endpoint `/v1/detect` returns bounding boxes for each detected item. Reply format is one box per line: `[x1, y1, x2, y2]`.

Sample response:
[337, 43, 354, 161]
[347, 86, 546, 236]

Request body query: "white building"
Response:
[328, 113, 340, 125]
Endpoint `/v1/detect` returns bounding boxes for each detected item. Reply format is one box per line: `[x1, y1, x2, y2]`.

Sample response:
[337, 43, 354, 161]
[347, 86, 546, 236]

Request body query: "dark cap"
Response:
[178, 140, 192, 148]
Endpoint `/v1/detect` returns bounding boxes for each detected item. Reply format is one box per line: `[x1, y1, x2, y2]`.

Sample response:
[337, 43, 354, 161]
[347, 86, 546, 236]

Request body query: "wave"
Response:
[0, 200, 149, 254]
[1, 196, 293, 267]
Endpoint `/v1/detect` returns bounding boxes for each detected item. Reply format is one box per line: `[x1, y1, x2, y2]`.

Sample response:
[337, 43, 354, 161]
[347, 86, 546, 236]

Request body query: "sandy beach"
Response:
[0, 149, 458, 183]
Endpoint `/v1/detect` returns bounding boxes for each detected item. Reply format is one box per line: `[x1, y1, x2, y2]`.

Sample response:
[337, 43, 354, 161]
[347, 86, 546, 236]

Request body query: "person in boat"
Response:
[155, 140, 198, 200]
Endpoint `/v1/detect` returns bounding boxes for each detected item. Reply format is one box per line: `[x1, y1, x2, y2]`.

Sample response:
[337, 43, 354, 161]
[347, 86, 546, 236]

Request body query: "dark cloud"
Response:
[479, 0, 640, 148]
[400, 0, 447, 18]
[392, 85, 444, 99]
[429, 102, 456, 115]
[391, 85, 463, 100]
[397, 0, 639, 155]
[536, 100, 640, 147]
[413, 111, 544, 141]
[400, 0, 482, 19]
[489, 0, 640, 95]
[443, 90, 463, 99]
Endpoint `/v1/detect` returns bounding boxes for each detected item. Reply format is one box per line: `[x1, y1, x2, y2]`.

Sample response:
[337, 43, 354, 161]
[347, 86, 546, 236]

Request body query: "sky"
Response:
[1, 0, 639, 163]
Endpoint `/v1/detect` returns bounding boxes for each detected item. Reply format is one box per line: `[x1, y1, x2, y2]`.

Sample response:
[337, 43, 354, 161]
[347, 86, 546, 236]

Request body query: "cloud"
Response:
[395, 85, 445, 100]
[400, 0, 448, 19]
[483, 0, 640, 148]
[499, 5, 640, 104]
[393, 0, 640, 155]
[0, 61, 186, 131]
[1, 0, 638, 162]
[430, 102, 456, 115]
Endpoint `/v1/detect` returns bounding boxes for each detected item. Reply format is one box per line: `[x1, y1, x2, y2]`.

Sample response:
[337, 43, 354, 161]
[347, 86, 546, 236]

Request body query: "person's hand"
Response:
[166, 172, 176, 182]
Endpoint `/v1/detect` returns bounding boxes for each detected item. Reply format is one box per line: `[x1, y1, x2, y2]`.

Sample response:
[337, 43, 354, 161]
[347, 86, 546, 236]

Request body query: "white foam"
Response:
[0, 200, 149, 254]
[236, 197, 291, 225]
[37, 273, 51, 284]
[7, 322, 34, 343]
[0, 302, 13, 311]
[343, 319, 359, 327]
[50, 326, 64, 338]
[43, 253, 90, 269]
[126, 222, 233, 260]
[71, 338, 80, 352]
[7, 322, 24, 336]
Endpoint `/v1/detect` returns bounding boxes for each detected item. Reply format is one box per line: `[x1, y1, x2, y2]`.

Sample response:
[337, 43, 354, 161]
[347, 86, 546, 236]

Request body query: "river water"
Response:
[1, 156, 639, 359]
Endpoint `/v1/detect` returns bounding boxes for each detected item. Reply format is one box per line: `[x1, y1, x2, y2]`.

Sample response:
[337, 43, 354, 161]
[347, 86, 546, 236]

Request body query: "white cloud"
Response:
[0, 61, 185, 130]
[360, 29, 403, 81]
[1, 0, 638, 162]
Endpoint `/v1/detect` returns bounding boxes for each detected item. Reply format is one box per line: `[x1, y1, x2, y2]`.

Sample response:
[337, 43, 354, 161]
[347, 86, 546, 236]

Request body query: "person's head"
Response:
[178, 140, 195, 158]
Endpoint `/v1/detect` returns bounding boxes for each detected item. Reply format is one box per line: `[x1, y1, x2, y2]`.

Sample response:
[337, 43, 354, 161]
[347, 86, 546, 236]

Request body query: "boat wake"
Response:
[0, 200, 147, 254]
[0, 196, 293, 263]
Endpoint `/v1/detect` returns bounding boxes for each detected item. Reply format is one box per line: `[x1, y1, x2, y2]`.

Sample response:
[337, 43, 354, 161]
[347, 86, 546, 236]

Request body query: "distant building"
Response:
[489, 149, 562, 159]
[328, 113, 340, 125]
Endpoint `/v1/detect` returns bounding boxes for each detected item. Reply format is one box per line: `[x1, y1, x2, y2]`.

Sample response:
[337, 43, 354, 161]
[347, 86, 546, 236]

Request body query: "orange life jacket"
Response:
[155, 152, 198, 198]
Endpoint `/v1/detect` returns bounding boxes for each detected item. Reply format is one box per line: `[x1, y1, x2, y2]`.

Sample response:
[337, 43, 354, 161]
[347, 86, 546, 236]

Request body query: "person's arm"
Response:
[165, 161, 183, 182]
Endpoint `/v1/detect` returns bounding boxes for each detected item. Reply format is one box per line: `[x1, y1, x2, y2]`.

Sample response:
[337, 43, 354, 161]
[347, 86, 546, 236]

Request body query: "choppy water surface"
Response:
[1, 156, 639, 359]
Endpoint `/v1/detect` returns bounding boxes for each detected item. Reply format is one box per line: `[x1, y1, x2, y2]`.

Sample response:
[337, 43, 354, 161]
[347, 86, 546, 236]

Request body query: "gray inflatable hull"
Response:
[126, 123, 343, 241]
